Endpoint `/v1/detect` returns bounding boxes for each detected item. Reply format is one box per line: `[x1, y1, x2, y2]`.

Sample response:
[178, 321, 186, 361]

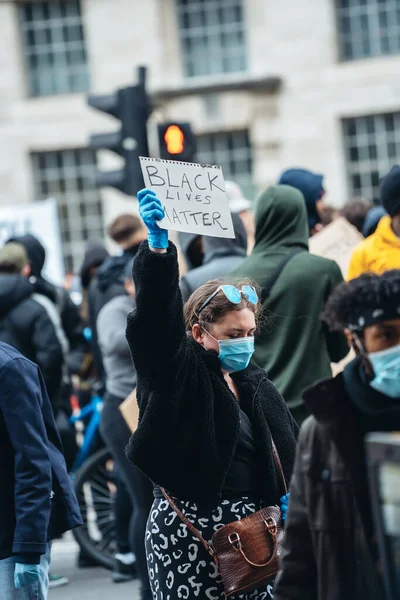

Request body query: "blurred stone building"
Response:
[0, 0, 399, 271]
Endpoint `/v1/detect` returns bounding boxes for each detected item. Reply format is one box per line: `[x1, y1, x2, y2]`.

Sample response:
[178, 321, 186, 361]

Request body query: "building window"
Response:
[196, 130, 253, 197]
[343, 112, 400, 202]
[31, 149, 104, 273]
[176, 0, 247, 78]
[337, 0, 400, 61]
[19, 1, 89, 97]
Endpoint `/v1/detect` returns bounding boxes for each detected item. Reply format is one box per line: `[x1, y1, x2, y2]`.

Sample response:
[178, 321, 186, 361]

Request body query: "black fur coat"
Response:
[126, 241, 298, 504]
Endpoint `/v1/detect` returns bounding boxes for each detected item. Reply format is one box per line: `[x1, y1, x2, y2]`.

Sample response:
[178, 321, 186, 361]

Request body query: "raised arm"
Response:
[126, 189, 187, 389]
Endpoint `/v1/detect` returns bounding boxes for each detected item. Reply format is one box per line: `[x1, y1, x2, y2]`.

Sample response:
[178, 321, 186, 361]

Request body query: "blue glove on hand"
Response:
[280, 493, 290, 522]
[137, 188, 169, 249]
[14, 563, 41, 589]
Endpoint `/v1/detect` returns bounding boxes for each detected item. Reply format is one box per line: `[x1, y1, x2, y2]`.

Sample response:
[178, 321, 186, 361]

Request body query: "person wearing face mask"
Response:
[274, 269, 400, 600]
[125, 189, 298, 600]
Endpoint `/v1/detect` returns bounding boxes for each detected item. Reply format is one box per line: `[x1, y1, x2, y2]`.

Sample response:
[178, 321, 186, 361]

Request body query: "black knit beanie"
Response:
[380, 165, 400, 217]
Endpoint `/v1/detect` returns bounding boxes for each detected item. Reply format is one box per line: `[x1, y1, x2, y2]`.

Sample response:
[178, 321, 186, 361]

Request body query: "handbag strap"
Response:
[271, 439, 288, 496]
[160, 487, 216, 560]
[260, 247, 305, 303]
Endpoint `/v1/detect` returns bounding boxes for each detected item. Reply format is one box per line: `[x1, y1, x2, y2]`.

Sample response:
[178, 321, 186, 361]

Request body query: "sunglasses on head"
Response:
[197, 284, 259, 316]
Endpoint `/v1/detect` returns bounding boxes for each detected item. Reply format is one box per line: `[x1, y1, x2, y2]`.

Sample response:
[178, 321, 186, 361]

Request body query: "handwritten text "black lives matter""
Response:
[144, 164, 228, 230]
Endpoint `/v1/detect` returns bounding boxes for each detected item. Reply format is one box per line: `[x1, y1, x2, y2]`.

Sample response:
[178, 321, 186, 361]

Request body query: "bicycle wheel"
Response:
[72, 447, 116, 570]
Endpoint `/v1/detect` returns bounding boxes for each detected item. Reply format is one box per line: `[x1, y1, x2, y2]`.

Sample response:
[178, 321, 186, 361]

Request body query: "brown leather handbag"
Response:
[161, 440, 287, 597]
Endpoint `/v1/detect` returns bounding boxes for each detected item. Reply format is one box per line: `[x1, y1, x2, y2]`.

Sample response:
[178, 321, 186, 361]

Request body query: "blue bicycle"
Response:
[70, 385, 117, 570]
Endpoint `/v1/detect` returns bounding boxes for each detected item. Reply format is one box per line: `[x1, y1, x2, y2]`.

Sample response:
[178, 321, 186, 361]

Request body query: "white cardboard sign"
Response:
[0, 198, 64, 285]
[140, 157, 234, 238]
[308, 217, 364, 277]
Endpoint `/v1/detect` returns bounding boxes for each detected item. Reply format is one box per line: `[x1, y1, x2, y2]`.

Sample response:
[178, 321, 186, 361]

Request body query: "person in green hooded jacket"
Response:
[230, 185, 349, 424]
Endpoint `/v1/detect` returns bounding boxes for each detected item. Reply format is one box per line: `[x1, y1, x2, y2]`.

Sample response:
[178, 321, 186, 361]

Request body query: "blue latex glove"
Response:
[137, 188, 169, 249]
[14, 563, 41, 589]
[280, 493, 290, 522]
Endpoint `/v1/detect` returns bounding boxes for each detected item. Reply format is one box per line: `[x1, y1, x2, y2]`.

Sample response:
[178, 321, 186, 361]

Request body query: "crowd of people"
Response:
[0, 164, 399, 600]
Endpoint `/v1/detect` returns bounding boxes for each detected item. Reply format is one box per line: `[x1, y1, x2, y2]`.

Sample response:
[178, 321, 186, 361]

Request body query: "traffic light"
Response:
[158, 122, 196, 162]
[87, 67, 150, 196]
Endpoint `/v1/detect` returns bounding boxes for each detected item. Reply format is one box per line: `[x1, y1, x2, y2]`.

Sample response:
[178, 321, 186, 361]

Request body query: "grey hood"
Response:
[202, 213, 247, 264]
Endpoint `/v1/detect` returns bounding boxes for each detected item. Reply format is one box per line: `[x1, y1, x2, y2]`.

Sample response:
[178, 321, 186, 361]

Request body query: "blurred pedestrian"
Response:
[225, 180, 255, 251]
[0, 342, 82, 600]
[7, 234, 87, 475]
[80, 243, 109, 292]
[278, 167, 327, 236]
[362, 205, 387, 238]
[180, 213, 247, 302]
[76, 242, 109, 411]
[341, 199, 373, 234]
[348, 166, 400, 279]
[274, 269, 400, 600]
[125, 189, 298, 599]
[7, 234, 86, 377]
[177, 231, 204, 271]
[231, 185, 349, 424]
[88, 214, 146, 381]
[0, 243, 63, 404]
[97, 259, 153, 597]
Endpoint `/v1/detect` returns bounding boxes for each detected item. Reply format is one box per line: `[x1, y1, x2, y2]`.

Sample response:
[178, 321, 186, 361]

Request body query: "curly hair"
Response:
[184, 279, 263, 333]
[322, 270, 400, 331]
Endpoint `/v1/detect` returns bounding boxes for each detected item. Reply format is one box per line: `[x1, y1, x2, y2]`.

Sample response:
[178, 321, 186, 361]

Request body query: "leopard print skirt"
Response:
[146, 496, 275, 600]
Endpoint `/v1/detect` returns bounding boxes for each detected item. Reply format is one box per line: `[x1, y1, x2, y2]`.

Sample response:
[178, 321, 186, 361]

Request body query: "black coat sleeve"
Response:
[274, 420, 318, 600]
[0, 358, 52, 556]
[126, 241, 188, 392]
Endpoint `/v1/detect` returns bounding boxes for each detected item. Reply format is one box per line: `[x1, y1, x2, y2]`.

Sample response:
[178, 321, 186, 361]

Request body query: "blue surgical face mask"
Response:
[202, 328, 255, 373]
[368, 343, 400, 399]
[218, 337, 255, 373]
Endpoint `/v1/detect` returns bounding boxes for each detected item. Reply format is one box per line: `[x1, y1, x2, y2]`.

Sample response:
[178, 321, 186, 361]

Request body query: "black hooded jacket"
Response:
[0, 274, 63, 401]
[7, 235, 86, 375]
[180, 213, 247, 302]
[274, 358, 389, 600]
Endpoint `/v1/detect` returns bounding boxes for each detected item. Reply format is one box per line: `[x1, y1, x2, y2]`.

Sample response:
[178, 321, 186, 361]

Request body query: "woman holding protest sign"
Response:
[125, 188, 298, 599]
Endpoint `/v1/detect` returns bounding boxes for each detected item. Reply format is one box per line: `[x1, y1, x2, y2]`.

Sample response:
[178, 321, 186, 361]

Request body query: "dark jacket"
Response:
[125, 241, 298, 504]
[230, 186, 348, 416]
[80, 243, 109, 289]
[8, 234, 86, 375]
[180, 213, 247, 302]
[0, 274, 63, 402]
[0, 343, 82, 562]
[274, 367, 385, 600]
[88, 244, 141, 381]
[178, 231, 203, 270]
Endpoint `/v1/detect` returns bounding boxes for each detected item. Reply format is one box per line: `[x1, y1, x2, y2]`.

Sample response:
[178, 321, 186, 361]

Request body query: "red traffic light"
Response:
[164, 125, 185, 155]
[158, 122, 196, 162]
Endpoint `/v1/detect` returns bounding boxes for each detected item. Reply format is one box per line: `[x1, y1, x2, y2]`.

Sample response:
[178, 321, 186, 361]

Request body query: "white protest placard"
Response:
[309, 217, 363, 276]
[0, 198, 64, 285]
[139, 157, 234, 238]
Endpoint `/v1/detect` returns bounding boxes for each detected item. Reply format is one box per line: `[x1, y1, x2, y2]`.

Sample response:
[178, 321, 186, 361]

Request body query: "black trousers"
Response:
[101, 391, 153, 598]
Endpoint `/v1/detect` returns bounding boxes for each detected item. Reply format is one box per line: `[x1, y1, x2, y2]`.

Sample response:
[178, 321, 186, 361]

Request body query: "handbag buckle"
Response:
[228, 531, 242, 550]
[264, 517, 277, 536]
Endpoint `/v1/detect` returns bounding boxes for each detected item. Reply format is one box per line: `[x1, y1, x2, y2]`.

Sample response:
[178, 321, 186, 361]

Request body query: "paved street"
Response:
[49, 535, 141, 600]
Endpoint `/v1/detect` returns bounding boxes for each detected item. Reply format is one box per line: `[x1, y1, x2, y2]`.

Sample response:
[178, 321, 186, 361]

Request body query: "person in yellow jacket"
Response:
[348, 165, 400, 280]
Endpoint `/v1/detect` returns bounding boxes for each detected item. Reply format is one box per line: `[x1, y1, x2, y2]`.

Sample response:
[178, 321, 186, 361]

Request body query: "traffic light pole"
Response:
[87, 66, 150, 196]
